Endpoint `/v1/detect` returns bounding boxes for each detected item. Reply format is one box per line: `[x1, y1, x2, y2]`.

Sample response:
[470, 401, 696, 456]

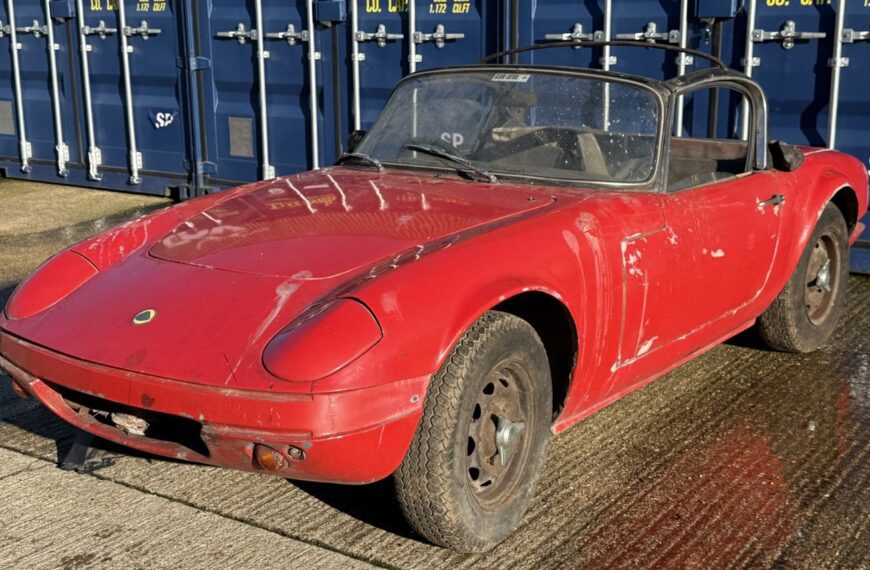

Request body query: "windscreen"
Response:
[356, 70, 661, 183]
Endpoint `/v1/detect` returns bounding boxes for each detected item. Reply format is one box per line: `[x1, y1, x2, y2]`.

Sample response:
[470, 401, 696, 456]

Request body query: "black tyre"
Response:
[758, 203, 850, 352]
[394, 311, 552, 552]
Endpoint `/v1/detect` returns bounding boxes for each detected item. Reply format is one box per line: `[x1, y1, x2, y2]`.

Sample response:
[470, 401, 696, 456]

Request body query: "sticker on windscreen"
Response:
[491, 73, 530, 83]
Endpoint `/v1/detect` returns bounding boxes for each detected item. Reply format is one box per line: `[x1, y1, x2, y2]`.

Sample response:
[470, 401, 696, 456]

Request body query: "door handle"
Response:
[759, 194, 785, 207]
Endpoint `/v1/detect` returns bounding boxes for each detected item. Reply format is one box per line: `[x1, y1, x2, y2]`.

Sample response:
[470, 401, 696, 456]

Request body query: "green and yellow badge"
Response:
[132, 309, 157, 326]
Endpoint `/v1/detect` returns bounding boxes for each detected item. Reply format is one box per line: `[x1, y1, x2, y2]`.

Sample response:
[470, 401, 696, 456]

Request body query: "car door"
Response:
[612, 82, 784, 390]
[661, 171, 785, 331]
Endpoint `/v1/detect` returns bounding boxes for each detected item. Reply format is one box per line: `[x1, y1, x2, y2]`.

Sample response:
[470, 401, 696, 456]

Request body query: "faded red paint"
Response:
[0, 146, 867, 484]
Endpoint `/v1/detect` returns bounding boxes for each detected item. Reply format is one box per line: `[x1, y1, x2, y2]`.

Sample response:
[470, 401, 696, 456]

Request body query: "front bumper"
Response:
[0, 331, 426, 484]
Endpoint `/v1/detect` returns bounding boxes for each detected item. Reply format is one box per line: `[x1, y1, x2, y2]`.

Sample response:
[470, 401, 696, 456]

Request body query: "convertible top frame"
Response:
[478, 40, 771, 175]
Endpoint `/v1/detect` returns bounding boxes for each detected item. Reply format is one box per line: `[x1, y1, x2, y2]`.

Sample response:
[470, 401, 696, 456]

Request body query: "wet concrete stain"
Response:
[0, 179, 867, 569]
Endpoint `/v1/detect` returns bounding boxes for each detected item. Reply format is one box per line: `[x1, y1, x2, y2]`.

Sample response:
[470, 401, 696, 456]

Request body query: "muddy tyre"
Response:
[758, 203, 849, 352]
[394, 311, 552, 552]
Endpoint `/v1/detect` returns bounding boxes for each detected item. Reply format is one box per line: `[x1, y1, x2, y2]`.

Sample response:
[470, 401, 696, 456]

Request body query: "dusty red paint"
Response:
[0, 145, 867, 483]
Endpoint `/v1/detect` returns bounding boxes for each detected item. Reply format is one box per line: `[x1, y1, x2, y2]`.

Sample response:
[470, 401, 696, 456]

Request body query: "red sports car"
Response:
[1, 48, 867, 551]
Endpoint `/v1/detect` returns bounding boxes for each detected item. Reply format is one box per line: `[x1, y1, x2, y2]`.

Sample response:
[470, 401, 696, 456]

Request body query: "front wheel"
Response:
[394, 311, 552, 552]
[758, 203, 850, 352]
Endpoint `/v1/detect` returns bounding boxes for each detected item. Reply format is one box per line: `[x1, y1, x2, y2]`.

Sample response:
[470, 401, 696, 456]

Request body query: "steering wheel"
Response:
[481, 127, 609, 176]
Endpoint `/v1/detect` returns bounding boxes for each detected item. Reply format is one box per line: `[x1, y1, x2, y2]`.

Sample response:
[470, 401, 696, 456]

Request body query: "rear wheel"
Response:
[394, 311, 552, 552]
[758, 204, 850, 352]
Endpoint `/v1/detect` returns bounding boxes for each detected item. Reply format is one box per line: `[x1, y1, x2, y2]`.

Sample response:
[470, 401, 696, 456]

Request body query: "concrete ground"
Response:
[0, 178, 867, 569]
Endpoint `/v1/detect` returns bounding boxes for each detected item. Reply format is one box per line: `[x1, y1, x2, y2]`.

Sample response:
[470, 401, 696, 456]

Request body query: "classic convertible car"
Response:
[1, 43, 867, 551]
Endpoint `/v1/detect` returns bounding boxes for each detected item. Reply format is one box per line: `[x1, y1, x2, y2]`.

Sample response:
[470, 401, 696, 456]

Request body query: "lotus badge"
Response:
[132, 309, 157, 326]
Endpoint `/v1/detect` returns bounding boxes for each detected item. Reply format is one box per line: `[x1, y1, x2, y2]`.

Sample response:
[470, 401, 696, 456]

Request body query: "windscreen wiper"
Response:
[404, 143, 497, 183]
[335, 152, 384, 171]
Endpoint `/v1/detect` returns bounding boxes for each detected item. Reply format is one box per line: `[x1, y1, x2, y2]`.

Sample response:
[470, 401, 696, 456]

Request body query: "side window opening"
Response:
[667, 87, 750, 192]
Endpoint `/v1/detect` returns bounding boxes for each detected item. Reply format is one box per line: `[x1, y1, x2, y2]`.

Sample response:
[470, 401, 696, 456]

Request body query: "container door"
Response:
[76, 0, 189, 194]
[830, 0, 870, 272]
[197, 0, 327, 187]
[731, 0, 831, 144]
[518, 0, 686, 72]
[515, 0, 705, 136]
[347, 0, 498, 134]
[513, 0, 604, 69]
[0, 0, 78, 179]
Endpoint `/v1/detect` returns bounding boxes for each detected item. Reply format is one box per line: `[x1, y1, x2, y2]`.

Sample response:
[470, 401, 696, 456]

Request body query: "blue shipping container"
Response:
[0, 0, 867, 268]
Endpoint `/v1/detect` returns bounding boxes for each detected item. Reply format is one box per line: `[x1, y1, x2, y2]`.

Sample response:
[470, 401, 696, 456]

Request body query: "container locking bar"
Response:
[117, 0, 145, 184]
[4, 0, 32, 172]
[350, 1, 403, 130]
[413, 24, 465, 49]
[828, 0, 847, 149]
[674, 0, 691, 138]
[265, 18, 318, 171]
[750, 20, 826, 51]
[76, 0, 108, 180]
[408, 0, 418, 71]
[254, 0, 274, 178]
[42, 0, 69, 176]
[305, 0, 320, 169]
[15, 8, 69, 176]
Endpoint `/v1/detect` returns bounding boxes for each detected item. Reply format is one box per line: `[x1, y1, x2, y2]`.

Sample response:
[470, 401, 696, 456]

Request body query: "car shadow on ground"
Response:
[723, 326, 769, 350]
[291, 479, 420, 541]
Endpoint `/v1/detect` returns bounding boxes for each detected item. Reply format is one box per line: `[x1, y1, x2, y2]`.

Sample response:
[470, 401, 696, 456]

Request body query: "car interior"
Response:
[666, 137, 749, 192]
[664, 86, 752, 191]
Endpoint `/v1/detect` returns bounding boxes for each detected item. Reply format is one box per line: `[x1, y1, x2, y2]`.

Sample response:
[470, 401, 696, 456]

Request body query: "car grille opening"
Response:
[46, 381, 210, 458]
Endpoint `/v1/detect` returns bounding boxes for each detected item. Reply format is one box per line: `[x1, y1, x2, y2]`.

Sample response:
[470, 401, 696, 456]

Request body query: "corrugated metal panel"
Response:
[0, 0, 193, 196]
[0, 1, 866, 268]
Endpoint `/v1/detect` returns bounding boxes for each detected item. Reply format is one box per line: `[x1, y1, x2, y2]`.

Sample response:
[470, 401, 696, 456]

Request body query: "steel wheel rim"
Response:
[804, 233, 839, 325]
[465, 359, 535, 511]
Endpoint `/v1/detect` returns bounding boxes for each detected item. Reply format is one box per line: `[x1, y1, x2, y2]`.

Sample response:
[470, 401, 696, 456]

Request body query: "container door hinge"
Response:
[751, 20, 826, 51]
